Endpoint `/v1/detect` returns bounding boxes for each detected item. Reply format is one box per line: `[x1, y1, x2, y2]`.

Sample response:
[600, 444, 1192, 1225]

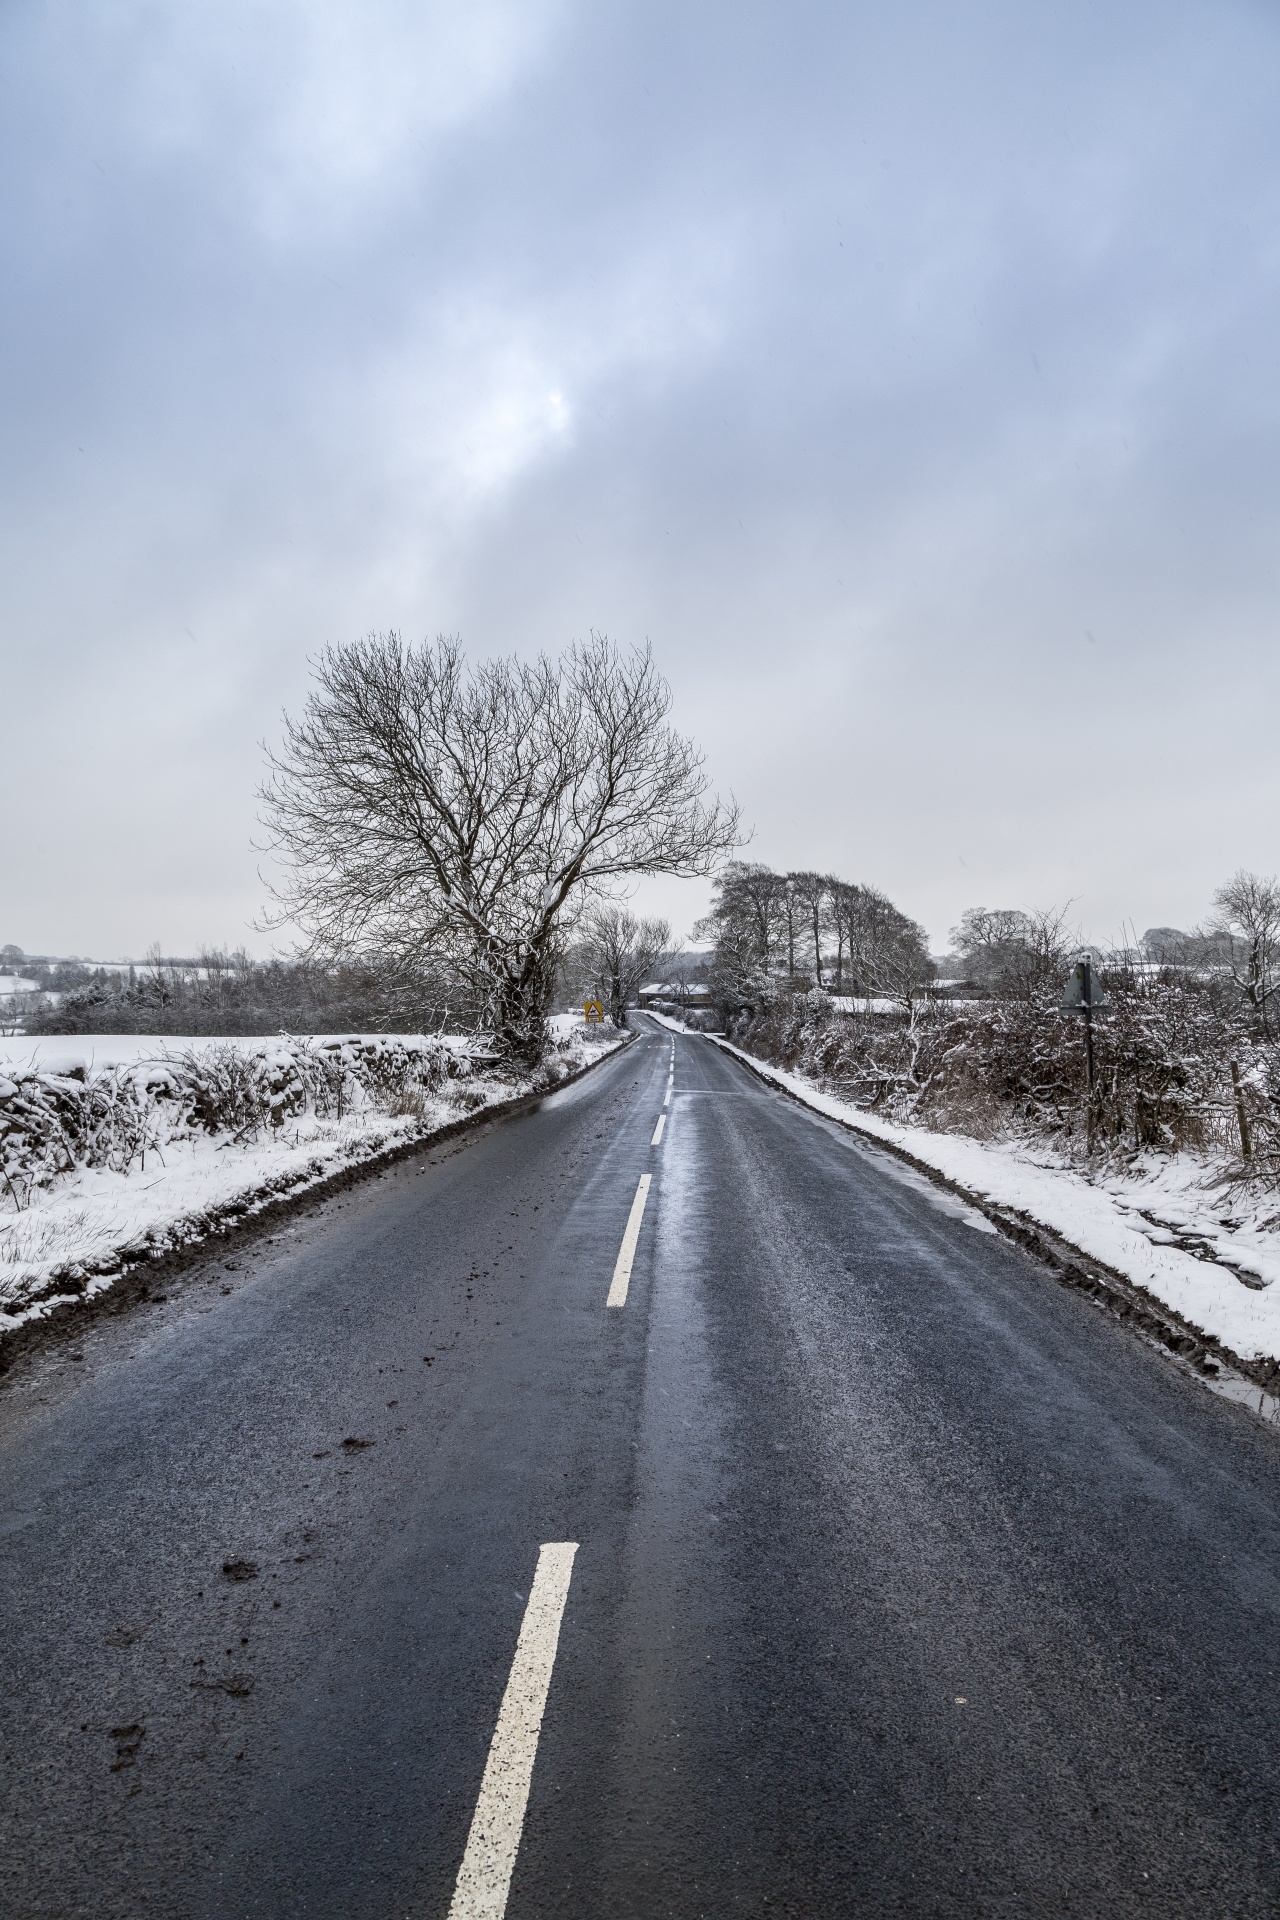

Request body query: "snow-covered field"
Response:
[0, 1018, 625, 1333]
[713, 1036, 1280, 1372]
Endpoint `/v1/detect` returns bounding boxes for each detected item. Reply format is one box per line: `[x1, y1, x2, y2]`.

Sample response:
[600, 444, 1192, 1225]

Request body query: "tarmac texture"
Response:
[3, 1017, 1280, 1917]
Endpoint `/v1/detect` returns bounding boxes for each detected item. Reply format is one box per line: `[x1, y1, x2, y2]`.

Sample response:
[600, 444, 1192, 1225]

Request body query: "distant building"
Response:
[638, 980, 712, 1009]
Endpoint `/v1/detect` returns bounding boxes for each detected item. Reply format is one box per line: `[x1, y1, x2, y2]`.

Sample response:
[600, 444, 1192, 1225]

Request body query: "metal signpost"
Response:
[1059, 955, 1110, 1152]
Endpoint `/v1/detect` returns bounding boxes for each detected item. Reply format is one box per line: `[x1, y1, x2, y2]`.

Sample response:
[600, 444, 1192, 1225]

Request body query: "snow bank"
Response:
[713, 1038, 1280, 1371]
[645, 1008, 722, 1035]
[0, 1022, 625, 1332]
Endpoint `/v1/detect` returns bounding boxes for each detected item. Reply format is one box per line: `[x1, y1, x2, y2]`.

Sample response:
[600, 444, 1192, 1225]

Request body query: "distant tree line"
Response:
[708, 867, 1280, 1178]
[696, 863, 1280, 1039]
[17, 949, 458, 1038]
[12, 920, 689, 1043]
[695, 863, 933, 1014]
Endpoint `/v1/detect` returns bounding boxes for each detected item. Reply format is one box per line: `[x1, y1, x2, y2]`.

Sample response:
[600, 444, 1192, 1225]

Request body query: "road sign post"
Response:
[1059, 956, 1110, 1154]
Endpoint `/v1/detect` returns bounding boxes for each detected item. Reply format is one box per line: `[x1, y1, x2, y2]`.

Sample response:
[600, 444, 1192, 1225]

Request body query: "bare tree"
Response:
[828, 881, 863, 993]
[694, 862, 788, 1003]
[577, 907, 670, 1027]
[950, 905, 1071, 1000]
[700, 913, 768, 1012]
[836, 884, 934, 1082]
[788, 870, 831, 987]
[844, 886, 933, 1013]
[780, 873, 801, 978]
[701, 862, 930, 1015]
[1141, 926, 1191, 966]
[259, 633, 740, 1067]
[1209, 870, 1280, 1038]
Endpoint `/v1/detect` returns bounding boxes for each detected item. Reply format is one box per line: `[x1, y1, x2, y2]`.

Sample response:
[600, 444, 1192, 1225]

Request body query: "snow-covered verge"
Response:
[710, 1036, 1280, 1375]
[0, 1018, 626, 1333]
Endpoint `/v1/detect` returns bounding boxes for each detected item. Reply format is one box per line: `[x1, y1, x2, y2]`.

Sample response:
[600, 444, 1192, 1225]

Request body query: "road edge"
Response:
[707, 1033, 1280, 1413]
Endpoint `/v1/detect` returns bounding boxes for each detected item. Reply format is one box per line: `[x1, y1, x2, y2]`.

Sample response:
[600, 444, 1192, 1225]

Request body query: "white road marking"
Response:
[663, 1086, 671, 1107]
[607, 1174, 651, 1308]
[446, 1542, 579, 1920]
[651, 1113, 666, 1145]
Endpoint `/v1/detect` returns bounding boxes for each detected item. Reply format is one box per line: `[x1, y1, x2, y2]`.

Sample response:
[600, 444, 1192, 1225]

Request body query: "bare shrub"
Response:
[732, 969, 1279, 1172]
[0, 1036, 488, 1208]
[0, 1065, 159, 1204]
[447, 1084, 489, 1114]
[1207, 870, 1280, 1040]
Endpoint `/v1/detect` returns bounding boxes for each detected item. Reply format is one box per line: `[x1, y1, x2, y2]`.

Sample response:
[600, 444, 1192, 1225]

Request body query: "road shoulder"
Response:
[709, 1033, 1280, 1421]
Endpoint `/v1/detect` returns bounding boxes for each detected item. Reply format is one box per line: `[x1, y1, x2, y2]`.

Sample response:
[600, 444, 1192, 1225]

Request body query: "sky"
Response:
[3, 0, 1279, 961]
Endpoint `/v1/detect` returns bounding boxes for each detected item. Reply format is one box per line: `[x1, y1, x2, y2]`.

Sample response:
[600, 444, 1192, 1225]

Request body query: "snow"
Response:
[827, 995, 905, 1015]
[645, 1008, 694, 1032]
[0, 1032, 480, 1076]
[0, 1022, 626, 1332]
[825, 994, 986, 1013]
[711, 1038, 1280, 1372]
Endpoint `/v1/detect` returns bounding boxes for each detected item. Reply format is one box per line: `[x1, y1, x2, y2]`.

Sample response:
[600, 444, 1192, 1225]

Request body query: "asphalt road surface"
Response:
[5, 1016, 1280, 1918]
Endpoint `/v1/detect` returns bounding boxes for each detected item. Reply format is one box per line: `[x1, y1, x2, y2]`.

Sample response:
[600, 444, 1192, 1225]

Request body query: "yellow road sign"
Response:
[583, 1000, 604, 1023]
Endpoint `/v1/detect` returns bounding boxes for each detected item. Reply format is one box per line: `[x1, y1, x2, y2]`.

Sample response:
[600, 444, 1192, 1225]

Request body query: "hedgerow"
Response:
[0, 1036, 467, 1209]
[730, 973, 1280, 1179]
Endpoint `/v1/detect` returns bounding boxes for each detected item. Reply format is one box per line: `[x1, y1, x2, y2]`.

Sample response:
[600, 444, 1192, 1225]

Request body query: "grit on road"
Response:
[4, 1016, 1280, 1917]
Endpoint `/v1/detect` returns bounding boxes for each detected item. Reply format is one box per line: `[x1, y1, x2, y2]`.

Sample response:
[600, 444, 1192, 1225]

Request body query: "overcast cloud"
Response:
[4, 1, 1279, 958]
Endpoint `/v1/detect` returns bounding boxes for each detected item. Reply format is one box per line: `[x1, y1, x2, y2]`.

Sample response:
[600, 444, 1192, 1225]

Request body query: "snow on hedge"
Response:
[0, 1019, 624, 1330]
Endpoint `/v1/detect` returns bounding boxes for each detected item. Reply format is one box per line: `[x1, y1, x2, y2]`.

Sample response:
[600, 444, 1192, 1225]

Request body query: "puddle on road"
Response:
[1202, 1368, 1280, 1427]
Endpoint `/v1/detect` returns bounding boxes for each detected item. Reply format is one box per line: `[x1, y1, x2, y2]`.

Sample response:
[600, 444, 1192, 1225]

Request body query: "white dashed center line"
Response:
[446, 1542, 579, 1920]
[651, 1113, 666, 1146]
[606, 1174, 651, 1308]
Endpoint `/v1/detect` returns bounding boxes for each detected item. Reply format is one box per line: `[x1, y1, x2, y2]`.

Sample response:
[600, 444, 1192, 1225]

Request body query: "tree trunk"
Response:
[491, 946, 556, 1070]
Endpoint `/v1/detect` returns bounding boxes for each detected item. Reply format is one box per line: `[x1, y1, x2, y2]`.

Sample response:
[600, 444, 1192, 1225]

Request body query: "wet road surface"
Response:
[4, 1017, 1280, 1916]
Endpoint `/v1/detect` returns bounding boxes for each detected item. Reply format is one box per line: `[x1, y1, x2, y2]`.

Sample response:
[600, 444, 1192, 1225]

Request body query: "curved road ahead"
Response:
[4, 1018, 1280, 1917]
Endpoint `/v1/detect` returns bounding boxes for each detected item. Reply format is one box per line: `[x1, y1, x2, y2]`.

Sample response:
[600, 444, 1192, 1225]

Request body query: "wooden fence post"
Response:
[1230, 1059, 1252, 1161]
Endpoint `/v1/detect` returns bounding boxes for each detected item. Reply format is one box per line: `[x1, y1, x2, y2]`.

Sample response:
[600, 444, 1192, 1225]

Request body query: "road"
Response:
[4, 1016, 1280, 1917]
